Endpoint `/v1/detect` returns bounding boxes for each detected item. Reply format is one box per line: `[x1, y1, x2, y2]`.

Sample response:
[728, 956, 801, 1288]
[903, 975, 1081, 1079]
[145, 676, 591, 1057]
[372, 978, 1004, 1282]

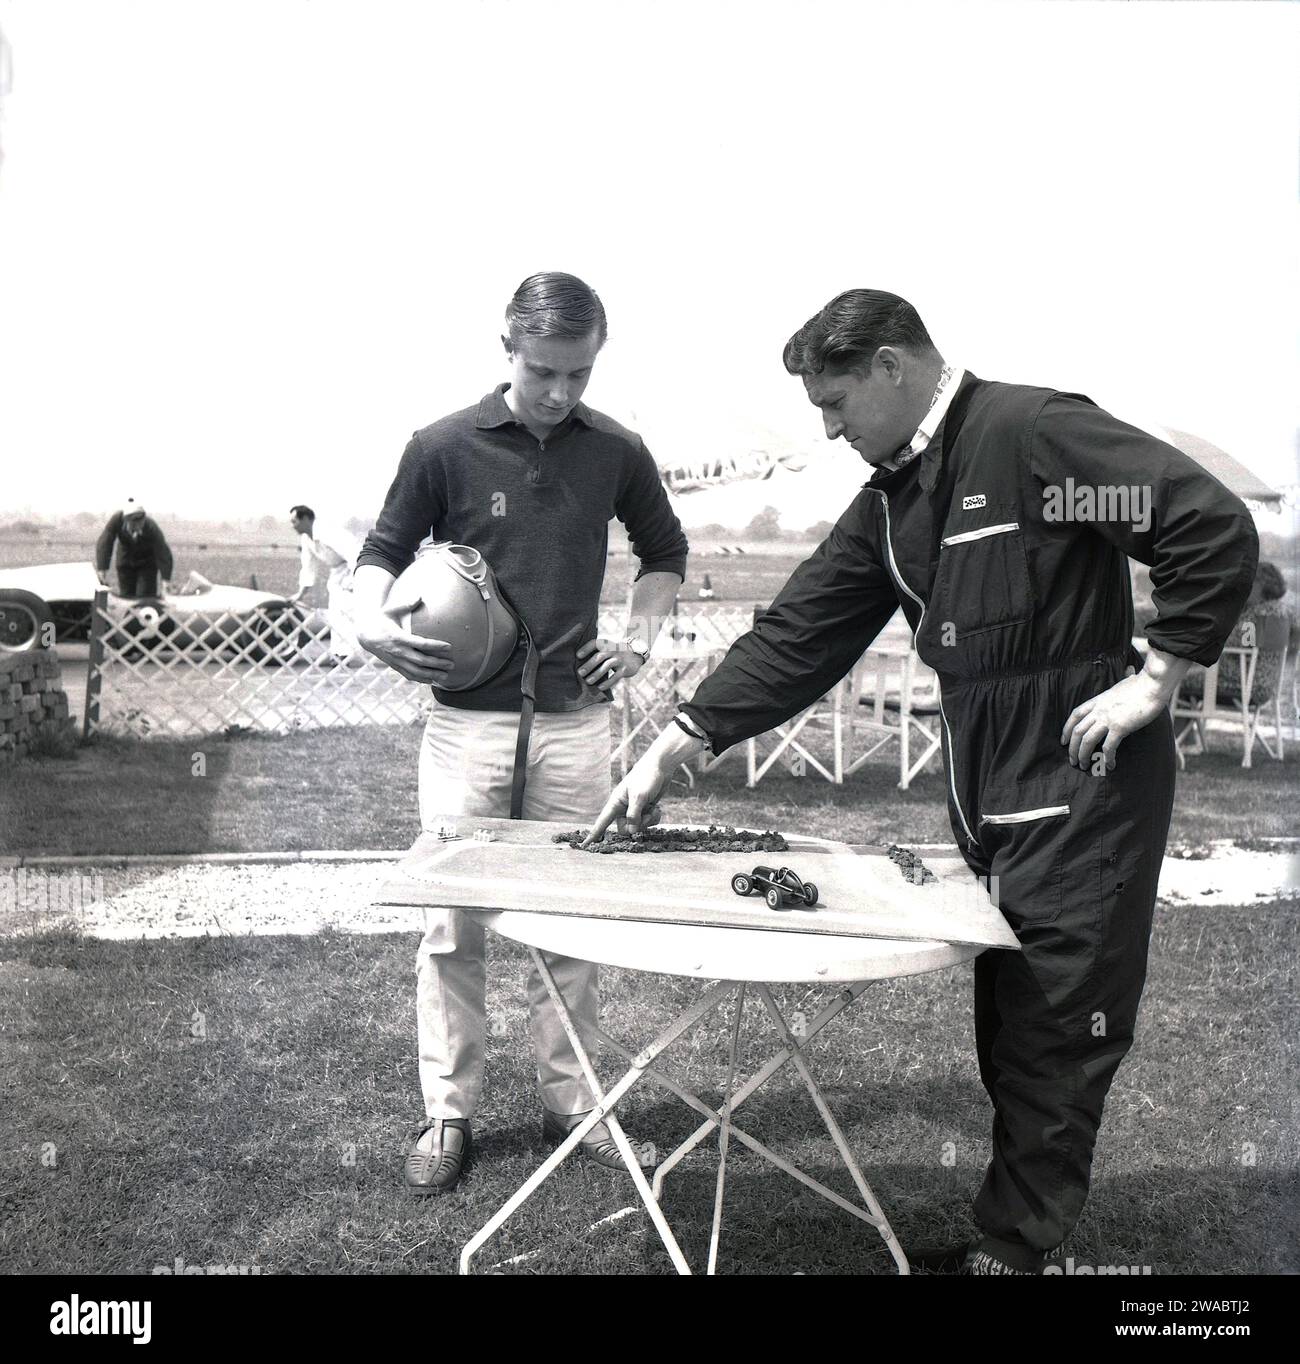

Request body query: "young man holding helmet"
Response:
[354, 273, 688, 1194]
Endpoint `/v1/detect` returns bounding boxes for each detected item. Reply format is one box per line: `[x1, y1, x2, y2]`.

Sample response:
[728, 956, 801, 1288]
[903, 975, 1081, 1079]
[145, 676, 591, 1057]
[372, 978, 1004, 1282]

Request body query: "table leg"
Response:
[753, 986, 909, 1274]
[653, 983, 870, 1188]
[596, 1023, 889, 1228]
[706, 983, 745, 1275]
[640, 981, 907, 1272]
[458, 955, 736, 1275]
[461, 974, 906, 1273]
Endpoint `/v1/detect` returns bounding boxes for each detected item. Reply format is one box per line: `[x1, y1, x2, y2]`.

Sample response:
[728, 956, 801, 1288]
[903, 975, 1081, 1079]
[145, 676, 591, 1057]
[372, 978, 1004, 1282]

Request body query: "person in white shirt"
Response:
[289, 505, 360, 659]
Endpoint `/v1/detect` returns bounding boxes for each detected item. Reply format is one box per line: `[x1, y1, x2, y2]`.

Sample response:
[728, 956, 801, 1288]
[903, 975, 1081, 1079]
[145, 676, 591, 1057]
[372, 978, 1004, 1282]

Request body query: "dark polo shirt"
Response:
[357, 384, 689, 712]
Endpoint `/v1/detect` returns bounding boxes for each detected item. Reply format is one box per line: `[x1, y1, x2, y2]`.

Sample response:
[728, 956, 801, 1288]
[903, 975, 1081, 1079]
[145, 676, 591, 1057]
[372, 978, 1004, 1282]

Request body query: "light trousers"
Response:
[415, 699, 613, 1120]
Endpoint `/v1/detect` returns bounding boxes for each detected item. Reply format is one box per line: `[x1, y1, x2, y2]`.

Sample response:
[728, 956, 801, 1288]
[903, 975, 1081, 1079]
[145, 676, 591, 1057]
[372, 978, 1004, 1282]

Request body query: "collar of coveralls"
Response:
[866, 368, 979, 495]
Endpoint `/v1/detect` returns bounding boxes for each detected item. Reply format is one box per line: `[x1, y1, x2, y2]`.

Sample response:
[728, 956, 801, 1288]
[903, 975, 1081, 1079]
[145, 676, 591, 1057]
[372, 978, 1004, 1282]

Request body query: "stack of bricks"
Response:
[0, 646, 71, 760]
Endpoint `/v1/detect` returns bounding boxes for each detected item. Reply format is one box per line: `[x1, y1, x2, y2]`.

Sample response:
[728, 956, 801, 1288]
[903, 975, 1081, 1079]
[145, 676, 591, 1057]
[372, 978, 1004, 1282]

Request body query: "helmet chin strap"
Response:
[508, 614, 539, 820]
[420, 542, 582, 821]
[500, 615, 596, 820]
[488, 573, 546, 820]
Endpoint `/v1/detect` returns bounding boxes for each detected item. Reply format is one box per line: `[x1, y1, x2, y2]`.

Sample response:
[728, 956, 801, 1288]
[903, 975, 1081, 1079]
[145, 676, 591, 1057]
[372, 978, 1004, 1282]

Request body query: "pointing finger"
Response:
[582, 790, 625, 847]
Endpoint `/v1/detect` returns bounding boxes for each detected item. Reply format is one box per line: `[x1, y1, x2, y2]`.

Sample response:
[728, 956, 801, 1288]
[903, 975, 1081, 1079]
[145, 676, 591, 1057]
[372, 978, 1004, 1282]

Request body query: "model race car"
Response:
[731, 865, 819, 910]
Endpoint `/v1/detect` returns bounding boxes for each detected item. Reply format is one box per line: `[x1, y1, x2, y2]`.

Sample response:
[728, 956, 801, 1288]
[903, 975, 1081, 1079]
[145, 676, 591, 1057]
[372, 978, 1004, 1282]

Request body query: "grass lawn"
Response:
[1, 725, 1296, 857]
[1, 906, 1296, 1275]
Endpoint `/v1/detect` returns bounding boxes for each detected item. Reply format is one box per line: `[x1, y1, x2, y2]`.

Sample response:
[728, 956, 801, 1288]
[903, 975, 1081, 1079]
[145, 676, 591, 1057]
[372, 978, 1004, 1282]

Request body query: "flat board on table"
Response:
[376, 819, 1018, 951]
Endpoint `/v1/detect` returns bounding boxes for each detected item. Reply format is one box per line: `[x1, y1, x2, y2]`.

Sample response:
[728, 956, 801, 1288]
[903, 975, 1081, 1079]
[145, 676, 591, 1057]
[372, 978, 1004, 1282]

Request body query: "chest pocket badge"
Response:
[931, 519, 1034, 638]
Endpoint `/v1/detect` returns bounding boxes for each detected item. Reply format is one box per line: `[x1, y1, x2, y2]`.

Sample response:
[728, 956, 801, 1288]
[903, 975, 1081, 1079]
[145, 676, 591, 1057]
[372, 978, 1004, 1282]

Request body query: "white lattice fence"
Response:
[598, 603, 754, 775]
[595, 603, 755, 654]
[85, 593, 431, 739]
[614, 652, 723, 774]
[84, 598, 757, 745]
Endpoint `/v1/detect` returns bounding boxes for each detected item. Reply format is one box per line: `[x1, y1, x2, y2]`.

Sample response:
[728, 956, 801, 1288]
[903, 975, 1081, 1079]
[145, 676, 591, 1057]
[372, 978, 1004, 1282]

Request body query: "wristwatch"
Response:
[624, 636, 651, 662]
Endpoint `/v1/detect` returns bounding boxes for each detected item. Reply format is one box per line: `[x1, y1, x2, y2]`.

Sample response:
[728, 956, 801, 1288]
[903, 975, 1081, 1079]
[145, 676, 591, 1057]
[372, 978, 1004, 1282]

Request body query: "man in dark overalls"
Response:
[589, 289, 1258, 1273]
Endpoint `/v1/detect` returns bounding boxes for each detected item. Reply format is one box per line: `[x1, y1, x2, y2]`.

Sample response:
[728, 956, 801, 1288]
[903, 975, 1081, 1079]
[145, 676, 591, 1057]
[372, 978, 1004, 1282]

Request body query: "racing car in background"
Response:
[0, 562, 303, 661]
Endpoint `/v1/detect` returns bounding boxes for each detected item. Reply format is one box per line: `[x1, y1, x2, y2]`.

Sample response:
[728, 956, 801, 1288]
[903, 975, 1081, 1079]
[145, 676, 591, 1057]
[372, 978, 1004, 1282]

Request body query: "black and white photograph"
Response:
[0, 0, 1296, 1331]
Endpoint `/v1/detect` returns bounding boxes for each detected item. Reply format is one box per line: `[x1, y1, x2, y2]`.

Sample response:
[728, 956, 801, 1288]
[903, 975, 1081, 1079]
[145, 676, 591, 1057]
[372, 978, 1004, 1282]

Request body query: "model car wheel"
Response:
[0, 589, 54, 652]
[731, 873, 753, 896]
[765, 887, 784, 910]
[802, 882, 818, 906]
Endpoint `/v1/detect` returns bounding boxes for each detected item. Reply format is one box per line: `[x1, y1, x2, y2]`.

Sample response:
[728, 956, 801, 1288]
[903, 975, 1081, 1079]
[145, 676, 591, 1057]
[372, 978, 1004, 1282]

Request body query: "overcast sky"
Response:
[0, 0, 1296, 533]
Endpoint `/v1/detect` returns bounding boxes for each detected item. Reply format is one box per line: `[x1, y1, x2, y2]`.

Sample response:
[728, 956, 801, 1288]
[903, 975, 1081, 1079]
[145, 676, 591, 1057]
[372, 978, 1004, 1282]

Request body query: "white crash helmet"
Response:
[386, 542, 520, 691]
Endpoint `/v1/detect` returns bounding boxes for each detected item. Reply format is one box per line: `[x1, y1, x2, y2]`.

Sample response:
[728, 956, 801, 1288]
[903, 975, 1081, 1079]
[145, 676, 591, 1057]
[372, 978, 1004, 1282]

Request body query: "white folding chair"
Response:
[1239, 614, 1290, 766]
[744, 676, 851, 785]
[1171, 613, 1290, 768]
[845, 649, 943, 790]
[1170, 668, 1211, 770]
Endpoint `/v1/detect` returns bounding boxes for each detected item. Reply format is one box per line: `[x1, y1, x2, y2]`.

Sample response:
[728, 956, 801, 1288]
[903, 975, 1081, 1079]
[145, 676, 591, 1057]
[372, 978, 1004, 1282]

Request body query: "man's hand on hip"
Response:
[576, 638, 644, 688]
[1061, 664, 1175, 771]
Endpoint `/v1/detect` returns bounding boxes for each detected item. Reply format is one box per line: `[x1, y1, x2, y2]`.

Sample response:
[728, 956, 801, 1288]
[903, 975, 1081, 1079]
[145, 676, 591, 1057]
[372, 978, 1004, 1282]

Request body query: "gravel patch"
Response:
[0, 861, 422, 939]
[2, 846, 1296, 941]
[1156, 846, 1300, 906]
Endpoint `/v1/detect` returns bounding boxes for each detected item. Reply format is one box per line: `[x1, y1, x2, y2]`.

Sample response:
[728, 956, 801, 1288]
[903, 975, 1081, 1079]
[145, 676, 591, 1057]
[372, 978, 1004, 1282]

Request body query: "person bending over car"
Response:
[95, 498, 174, 599]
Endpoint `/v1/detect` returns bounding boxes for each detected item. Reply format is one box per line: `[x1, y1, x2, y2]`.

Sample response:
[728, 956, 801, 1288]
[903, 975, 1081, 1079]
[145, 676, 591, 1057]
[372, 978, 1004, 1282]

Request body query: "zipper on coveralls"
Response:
[980, 805, 1070, 825]
[868, 488, 980, 853]
[940, 522, 1019, 547]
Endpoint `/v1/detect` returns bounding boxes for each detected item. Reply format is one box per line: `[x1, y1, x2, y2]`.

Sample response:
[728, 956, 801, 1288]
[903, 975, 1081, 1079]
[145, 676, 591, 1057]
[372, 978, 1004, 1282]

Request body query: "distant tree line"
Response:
[690, 507, 835, 542]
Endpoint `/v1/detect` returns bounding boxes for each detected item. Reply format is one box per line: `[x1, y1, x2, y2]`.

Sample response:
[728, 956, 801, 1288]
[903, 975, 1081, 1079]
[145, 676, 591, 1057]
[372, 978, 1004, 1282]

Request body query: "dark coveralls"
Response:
[94, 512, 174, 598]
[682, 374, 1258, 1261]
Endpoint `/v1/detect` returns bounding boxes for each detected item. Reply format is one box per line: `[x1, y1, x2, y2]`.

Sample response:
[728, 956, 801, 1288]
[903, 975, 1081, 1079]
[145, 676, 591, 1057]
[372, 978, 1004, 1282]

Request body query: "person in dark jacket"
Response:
[95, 499, 174, 598]
[589, 289, 1259, 1274]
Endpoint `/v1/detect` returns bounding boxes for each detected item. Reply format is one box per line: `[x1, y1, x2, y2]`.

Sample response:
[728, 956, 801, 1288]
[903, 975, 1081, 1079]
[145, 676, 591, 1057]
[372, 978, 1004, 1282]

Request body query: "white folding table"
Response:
[379, 821, 1012, 1275]
[461, 909, 981, 1275]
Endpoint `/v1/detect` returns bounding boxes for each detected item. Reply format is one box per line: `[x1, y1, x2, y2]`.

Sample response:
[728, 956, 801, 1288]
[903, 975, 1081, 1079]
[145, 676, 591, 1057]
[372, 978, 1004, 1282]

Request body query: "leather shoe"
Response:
[403, 1119, 471, 1195]
[542, 1108, 657, 1172]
